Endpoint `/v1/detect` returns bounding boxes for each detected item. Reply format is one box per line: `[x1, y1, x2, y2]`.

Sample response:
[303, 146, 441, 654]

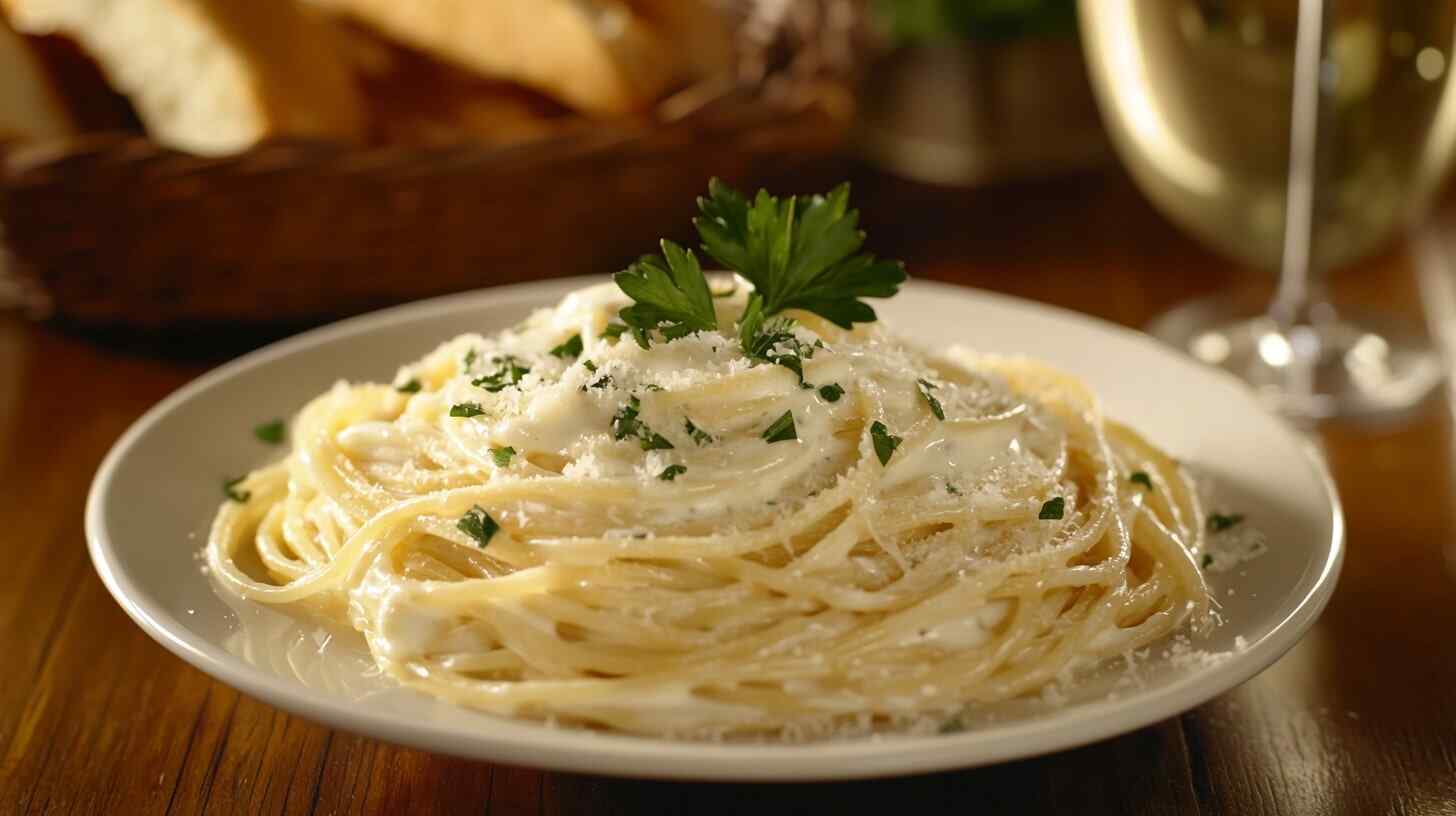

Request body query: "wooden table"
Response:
[4, 168, 1455, 814]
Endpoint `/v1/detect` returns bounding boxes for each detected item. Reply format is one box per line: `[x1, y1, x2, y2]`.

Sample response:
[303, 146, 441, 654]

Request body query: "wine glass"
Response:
[1078, 0, 1456, 420]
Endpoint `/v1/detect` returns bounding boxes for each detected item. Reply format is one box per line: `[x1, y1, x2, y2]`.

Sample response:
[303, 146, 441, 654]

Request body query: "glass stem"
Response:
[1270, 0, 1328, 333]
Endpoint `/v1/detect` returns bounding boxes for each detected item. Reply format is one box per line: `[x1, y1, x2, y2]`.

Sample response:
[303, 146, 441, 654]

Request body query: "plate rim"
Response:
[85, 277, 1345, 781]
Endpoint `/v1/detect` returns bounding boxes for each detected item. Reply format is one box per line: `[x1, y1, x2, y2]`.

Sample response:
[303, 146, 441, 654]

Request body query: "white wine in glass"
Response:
[1080, 0, 1456, 420]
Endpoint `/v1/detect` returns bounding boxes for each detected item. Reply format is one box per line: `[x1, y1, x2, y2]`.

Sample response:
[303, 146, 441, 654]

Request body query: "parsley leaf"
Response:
[450, 402, 485, 418]
[684, 417, 714, 446]
[614, 239, 718, 348]
[396, 378, 422, 394]
[550, 334, 584, 359]
[762, 410, 797, 443]
[818, 383, 845, 402]
[472, 356, 530, 393]
[611, 396, 674, 451]
[869, 421, 901, 465]
[917, 379, 945, 420]
[223, 476, 250, 503]
[611, 397, 643, 440]
[1129, 471, 1153, 490]
[254, 419, 286, 444]
[1209, 513, 1244, 532]
[1039, 497, 1066, 520]
[743, 316, 820, 387]
[659, 464, 687, 481]
[491, 446, 516, 467]
[694, 179, 907, 334]
[601, 323, 630, 341]
[457, 505, 499, 548]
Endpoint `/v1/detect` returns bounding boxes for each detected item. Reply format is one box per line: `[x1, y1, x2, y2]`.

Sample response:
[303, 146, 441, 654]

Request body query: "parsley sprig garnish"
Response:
[695, 179, 907, 345]
[611, 179, 906, 350]
[614, 240, 718, 348]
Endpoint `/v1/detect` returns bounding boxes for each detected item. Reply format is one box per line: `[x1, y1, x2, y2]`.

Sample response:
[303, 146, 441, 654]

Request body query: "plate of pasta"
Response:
[86, 182, 1342, 780]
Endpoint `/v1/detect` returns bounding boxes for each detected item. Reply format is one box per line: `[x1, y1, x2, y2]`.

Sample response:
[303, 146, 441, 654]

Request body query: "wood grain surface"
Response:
[3, 168, 1455, 815]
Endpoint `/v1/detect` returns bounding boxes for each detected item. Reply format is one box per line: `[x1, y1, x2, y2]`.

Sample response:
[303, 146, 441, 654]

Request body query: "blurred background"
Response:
[0, 0, 1452, 372]
[0, 0, 1174, 344]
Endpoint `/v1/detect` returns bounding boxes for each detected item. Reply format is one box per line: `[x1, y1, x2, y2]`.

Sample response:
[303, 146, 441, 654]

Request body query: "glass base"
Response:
[1147, 293, 1444, 422]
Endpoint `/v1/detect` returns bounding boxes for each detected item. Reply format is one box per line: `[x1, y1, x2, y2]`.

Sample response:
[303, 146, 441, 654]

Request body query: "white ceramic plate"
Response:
[87, 278, 1343, 781]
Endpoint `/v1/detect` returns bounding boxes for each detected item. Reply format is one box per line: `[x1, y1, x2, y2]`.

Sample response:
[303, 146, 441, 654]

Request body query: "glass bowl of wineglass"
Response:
[1079, 0, 1456, 420]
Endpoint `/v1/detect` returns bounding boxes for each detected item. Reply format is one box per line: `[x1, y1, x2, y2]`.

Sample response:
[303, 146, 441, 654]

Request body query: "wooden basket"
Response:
[0, 1, 859, 333]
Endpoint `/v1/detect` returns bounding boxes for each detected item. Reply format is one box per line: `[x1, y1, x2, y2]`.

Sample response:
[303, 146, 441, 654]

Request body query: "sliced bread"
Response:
[2, 0, 364, 154]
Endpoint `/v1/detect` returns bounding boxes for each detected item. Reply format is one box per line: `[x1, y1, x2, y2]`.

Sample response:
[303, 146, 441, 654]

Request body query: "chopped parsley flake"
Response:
[601, 322, 630, 341]
[253, 419, 285, 445]
[762, 411, 797, 443]
[611, 396, 674, 451]
[870, 421, 901, 465]
[658, 464, 687, 481]
[744, 317, 817, 387]
[1039, 497, 1065, 520]
[223, 476, 250, 503]
[818, 383, 845, 402]
[612, 397, 643, 440]
[450, 402, 485, 418]
[584, 374, 614, 391]
[917, 379, 945, 420]
[490, 446, 516, 467]
[946, 483, 962, 496]
[1201, 553, 1214, 569]
[1209, 513, 1245, 532]
[463, 349, 478, 370]
[396, 378, 422, 393]
[457, 505, 499, 548]
[472, 356, 530, 393]
[582, 360, 598, 373]
[685, 417, 714, 446]
[549, 334, 584, 359]
[1129, 471, 1153, 490]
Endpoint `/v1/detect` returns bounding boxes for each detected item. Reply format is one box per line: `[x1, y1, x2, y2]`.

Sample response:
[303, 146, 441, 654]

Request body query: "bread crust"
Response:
[3, 0, 363, 154]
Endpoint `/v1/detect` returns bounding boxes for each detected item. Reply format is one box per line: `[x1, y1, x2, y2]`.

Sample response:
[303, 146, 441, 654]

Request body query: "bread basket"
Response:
[0, 1, 858, 335]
